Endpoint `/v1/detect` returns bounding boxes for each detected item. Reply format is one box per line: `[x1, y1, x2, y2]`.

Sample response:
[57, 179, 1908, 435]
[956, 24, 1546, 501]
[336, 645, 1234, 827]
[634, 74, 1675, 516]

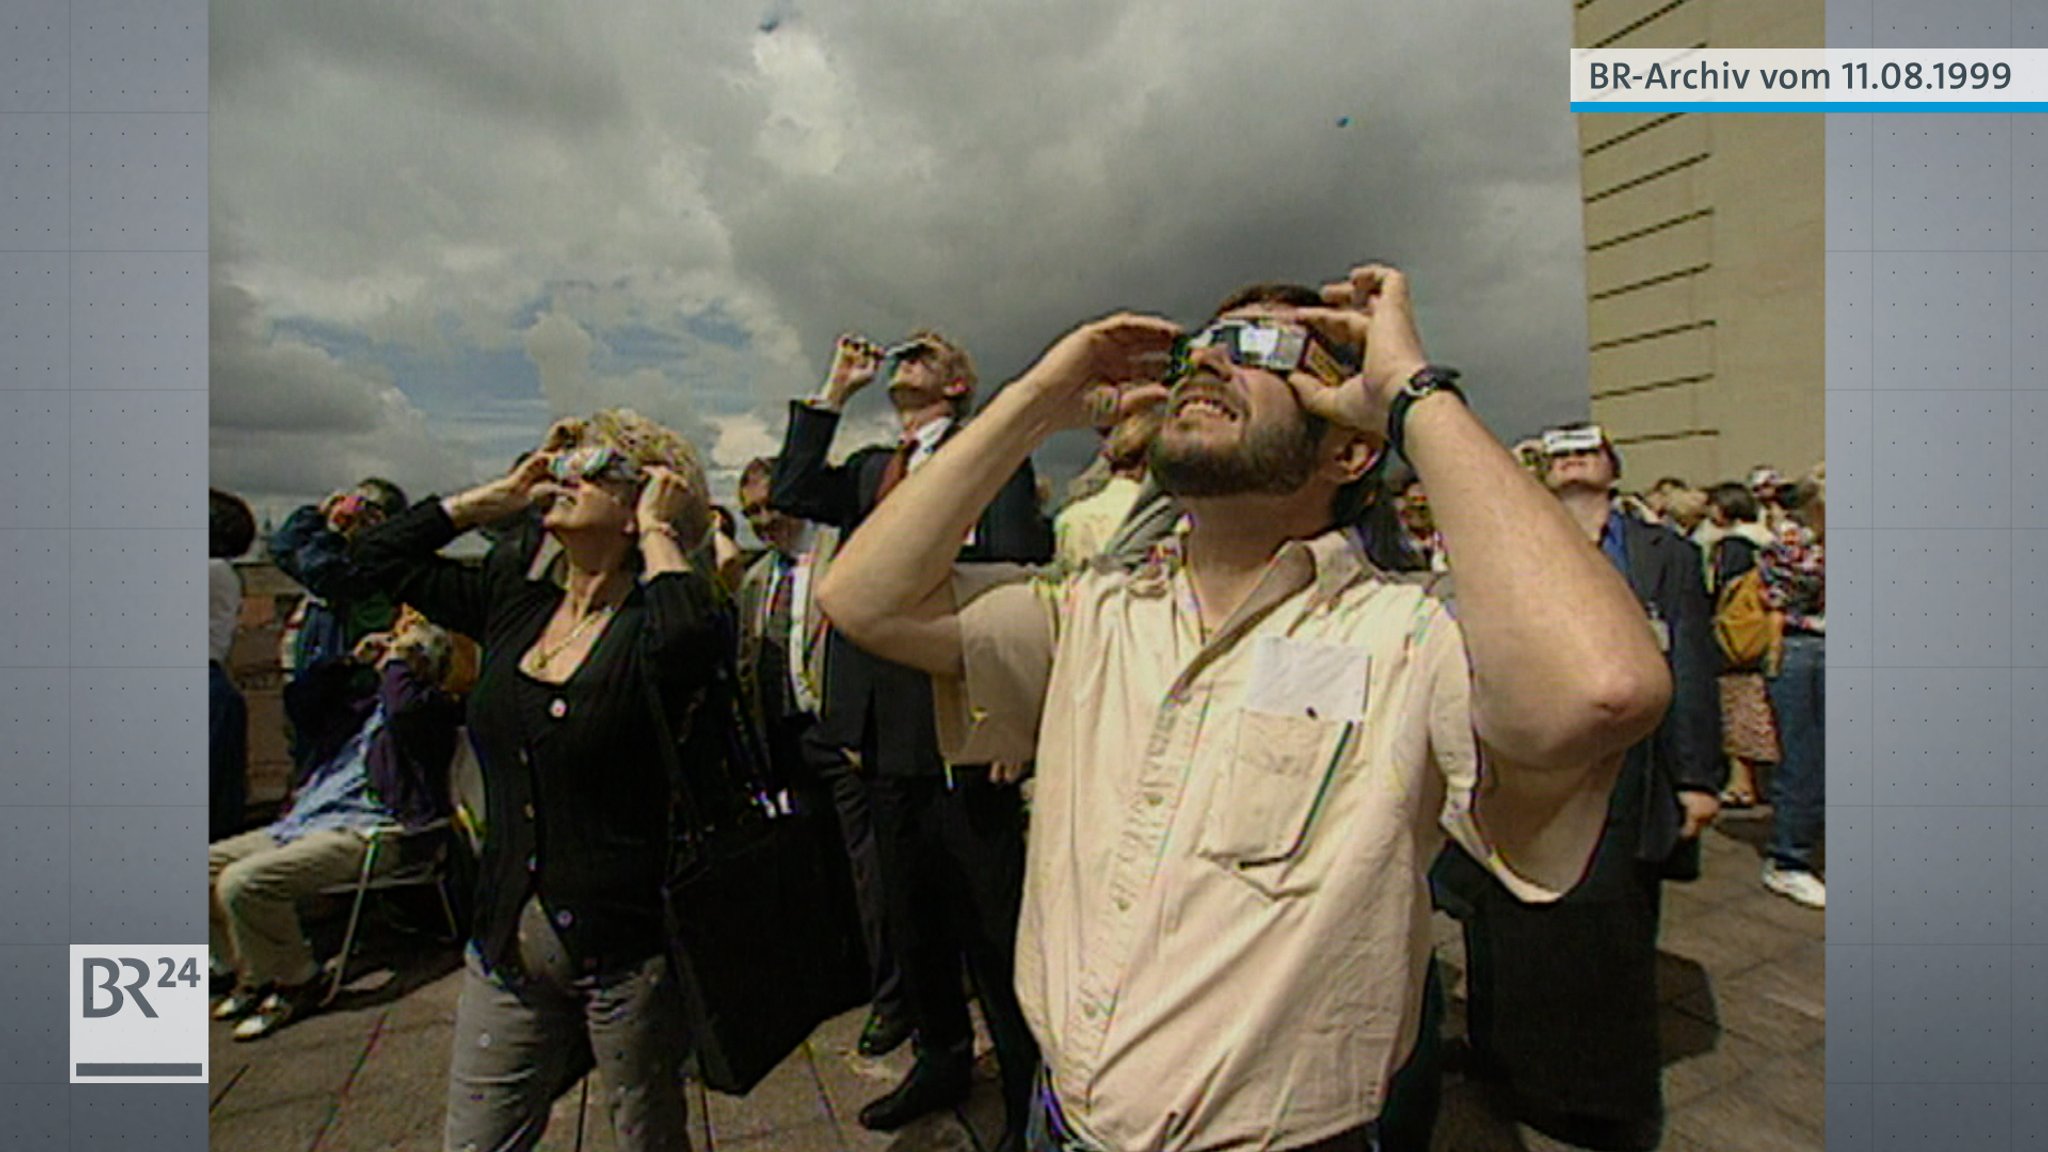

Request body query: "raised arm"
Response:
[271, 502, 376, 601]
[1295, 266, 1669, 773]
[769, 337, 888, 528]
[820, 316, 1181, 674]
[352, 454, 553, 640]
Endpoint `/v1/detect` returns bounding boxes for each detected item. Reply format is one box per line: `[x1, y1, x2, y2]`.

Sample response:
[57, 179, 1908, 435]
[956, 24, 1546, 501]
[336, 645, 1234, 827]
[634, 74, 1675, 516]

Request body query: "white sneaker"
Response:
[1762, 863, 1826, 908]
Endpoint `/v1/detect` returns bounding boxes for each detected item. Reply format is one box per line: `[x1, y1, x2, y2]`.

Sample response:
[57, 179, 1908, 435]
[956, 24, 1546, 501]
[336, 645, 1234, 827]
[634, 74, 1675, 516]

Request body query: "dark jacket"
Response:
[271, 505, 399, 677]
[769, 401, 1053, 774]
[1616, 515, 1725, 869]
[280, 657, 460, 832]
[351, 500, 726, 971]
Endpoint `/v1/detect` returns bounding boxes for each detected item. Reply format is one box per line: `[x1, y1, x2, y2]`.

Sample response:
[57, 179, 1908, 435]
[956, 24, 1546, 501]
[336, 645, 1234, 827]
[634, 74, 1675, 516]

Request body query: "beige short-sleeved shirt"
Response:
[937, 527, 1596, 1152]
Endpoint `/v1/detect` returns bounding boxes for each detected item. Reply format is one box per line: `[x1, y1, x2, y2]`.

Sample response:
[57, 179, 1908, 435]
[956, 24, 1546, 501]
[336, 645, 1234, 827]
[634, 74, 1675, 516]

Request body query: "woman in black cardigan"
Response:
[354, 410, 718, 1152]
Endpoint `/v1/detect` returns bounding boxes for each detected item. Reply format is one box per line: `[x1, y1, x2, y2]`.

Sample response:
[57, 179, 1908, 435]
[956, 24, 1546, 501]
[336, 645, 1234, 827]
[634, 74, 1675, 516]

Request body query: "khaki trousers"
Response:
[207, 827, 388, 987]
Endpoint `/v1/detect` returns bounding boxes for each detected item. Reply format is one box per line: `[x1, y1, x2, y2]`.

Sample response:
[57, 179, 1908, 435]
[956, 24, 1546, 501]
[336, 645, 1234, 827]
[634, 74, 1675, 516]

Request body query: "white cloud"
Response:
[209, 264, 482, 514]
[213, 1, 1593, 496]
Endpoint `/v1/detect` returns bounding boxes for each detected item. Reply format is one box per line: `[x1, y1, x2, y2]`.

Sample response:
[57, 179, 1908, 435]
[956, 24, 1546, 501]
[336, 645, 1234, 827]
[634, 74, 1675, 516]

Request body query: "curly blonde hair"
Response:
[543, 408, 711, 543]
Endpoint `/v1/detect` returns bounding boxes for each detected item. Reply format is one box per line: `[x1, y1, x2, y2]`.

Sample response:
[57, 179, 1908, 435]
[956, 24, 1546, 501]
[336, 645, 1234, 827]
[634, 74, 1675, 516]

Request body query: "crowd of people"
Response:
[205, 264, 1824, 1152]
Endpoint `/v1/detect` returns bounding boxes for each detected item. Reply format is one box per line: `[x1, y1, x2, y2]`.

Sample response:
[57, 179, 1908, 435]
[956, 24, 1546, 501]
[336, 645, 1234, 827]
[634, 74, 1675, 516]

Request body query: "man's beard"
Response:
[1148, 410, 1323, 499]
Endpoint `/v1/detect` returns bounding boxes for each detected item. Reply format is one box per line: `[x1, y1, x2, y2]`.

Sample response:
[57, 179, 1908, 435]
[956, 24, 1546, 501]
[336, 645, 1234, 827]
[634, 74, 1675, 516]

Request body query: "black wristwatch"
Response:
[1386, 366, 1464, 460]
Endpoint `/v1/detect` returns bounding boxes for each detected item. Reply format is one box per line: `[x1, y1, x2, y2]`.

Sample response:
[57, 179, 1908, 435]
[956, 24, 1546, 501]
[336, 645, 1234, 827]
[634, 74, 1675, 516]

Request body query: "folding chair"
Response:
[318, 818, 462, 1005]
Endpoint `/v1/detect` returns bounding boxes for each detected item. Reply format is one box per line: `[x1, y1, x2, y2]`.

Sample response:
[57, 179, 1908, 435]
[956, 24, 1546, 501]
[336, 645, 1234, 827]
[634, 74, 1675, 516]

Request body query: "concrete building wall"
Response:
[1574, 0, 1825, 488]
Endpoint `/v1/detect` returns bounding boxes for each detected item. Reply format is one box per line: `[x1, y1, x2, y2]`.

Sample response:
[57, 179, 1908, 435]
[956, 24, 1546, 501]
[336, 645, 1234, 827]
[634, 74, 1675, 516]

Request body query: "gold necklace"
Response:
[528, 600, 617, 674]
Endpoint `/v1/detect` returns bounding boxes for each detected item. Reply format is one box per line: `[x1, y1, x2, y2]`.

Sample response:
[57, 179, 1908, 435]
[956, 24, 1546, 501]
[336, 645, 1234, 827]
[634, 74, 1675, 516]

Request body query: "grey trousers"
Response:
[443, 902, 692, 1152]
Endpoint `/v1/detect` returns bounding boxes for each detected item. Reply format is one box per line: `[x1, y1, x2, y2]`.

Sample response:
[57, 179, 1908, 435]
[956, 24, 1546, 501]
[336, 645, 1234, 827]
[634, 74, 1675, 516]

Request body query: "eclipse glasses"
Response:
[549, 444, 641, 485]
[1169, 319, 1361, 388]
[1541, 426, 1610, 457]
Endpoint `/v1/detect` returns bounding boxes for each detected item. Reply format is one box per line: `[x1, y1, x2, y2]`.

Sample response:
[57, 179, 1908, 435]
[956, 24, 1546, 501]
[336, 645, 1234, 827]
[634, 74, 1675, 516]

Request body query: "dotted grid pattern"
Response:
[0, 1, 209, 1147]
[1828, 1, 2048, 1148]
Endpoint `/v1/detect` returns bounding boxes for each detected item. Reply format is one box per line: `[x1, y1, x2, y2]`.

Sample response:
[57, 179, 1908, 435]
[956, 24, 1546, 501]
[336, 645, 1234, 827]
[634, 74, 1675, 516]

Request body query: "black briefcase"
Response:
[648, 627, 869, 1096]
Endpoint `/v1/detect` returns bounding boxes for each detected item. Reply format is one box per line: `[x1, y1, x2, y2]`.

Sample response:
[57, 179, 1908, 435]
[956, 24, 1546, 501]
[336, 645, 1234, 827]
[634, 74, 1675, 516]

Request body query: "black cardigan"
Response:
[353, 500, 723, 973]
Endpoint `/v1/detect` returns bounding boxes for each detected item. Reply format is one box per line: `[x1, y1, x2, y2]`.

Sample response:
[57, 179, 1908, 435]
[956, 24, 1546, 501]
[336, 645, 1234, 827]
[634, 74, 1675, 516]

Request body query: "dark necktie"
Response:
[875, 438, 916, 504]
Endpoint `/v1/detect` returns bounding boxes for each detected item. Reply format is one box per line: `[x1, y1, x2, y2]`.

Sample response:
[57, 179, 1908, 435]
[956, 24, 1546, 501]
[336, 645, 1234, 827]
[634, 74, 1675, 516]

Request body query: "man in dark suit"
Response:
[771, 331, 1051, 1140]
[1436, 422, 1722, 1152]
[736, 457, 910, 1061]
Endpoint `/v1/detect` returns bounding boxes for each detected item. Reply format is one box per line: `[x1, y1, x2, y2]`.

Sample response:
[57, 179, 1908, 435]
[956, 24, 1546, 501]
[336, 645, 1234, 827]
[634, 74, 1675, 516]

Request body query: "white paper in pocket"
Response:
[1244, 635, 1369, 722]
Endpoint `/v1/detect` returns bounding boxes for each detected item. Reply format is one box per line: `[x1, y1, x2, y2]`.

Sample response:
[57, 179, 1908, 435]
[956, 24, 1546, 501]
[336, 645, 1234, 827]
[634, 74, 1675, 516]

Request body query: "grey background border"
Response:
[1826, 1, 2048, 1149]
[0, 0, 209, 1148]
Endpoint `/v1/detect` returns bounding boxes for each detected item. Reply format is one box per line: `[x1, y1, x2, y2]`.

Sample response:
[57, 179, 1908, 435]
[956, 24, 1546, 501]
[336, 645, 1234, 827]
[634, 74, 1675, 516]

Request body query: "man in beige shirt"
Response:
[821, 266, 1671, 1152]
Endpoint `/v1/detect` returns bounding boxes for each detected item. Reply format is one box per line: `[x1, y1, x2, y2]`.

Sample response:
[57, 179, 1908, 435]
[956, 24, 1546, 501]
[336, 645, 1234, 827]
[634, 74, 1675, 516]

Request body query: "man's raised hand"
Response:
[821, 334, 886, 408]
[1290, 264, 1432, 434]
[1018, 312, 1183, 430]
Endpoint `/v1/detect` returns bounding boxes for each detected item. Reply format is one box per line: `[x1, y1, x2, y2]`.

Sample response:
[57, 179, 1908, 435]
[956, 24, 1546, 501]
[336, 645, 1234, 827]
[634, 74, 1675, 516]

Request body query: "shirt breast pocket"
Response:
[1198, 709, 1356, 895]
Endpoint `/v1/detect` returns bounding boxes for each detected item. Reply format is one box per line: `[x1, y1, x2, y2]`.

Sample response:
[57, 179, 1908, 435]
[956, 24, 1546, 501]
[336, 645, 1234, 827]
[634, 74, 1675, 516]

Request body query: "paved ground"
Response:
[208, 813, 1823, 1152]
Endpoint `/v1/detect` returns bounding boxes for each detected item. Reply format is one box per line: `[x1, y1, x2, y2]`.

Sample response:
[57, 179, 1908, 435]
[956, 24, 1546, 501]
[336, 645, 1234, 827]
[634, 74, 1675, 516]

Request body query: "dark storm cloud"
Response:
[212, 1, 1591, 503]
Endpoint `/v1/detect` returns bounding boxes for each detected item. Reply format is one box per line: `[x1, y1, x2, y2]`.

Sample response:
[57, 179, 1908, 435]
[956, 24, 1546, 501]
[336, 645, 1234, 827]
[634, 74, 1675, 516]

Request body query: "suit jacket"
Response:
[1616, 514, 1725, 869]
[736, 538, 833, 726]
[769, 400, 1054, 774]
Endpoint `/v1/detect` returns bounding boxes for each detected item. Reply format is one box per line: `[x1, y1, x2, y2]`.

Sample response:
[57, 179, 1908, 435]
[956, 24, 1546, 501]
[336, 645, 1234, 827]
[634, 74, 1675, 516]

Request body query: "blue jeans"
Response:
[1766, 633, 1825, 871]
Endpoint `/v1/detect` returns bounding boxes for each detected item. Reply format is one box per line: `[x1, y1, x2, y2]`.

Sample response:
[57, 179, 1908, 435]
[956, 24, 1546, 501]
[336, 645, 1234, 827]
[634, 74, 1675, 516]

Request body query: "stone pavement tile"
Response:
[532, 1074, 610, 1147]
[1666, 1075, 1823, 1152]
[320, 1022, 454, 1150]
[1656, 1130, 1719, 1152]
[1657, 902, 1811, 981]
[208, 1094, 338, 1152]
[537, 1081, 616, 1152]
[1674, 959, 1826, 1056]
[1660, 1007, 1779, 1110]
[1747, 1046, 1826, 1134]
[379, 963, 465, 1035]
[1771, 942, 1825, 989]
[703, 1045, 833, 1140]
[956, 1078, 1009, 1150]
[1680, 856, 1770, 908]
[1661, 883, 1720, 928]
[719, 1119, 848, 1151]
[852, 1115, 982, 1152]
[1740, 884, 1829, 936]
[1429, 909, 1464, 952]
[208, 1008, 370, 1122]
[1425, 1078, 1523, 1152]
[1655, 948, 1715, 1005]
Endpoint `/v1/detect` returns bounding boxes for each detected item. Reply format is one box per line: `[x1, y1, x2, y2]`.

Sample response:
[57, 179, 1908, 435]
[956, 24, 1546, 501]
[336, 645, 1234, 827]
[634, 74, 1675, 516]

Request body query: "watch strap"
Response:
[1386, 367, 1465, 459]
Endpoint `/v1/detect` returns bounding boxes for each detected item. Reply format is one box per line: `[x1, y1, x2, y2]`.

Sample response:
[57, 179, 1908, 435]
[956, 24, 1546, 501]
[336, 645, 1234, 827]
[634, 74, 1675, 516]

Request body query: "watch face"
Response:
[1404, 368, 1455, 396]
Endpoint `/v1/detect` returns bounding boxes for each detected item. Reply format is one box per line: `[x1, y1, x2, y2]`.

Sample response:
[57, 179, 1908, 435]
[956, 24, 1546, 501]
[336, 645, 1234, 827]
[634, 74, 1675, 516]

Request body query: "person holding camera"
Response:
[207, 609, 461, 1041]
[272, 479, 410, 671]
[353, 410, 721, 1152]
[819, 266, 1672, 1152]
[770, 331, 1052, 1137]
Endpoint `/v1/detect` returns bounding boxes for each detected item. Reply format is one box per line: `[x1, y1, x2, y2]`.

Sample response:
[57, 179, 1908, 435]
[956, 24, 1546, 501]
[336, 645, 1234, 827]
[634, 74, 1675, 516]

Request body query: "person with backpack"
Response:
[1702, 482, 1782, 808]
[1757, 467, 1827, 909]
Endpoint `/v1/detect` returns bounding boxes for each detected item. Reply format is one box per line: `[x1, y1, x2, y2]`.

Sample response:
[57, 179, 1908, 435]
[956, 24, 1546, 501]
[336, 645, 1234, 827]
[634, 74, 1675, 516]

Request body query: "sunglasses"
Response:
[549, 445, 640, 485]
[1170, 319, 1361, 388]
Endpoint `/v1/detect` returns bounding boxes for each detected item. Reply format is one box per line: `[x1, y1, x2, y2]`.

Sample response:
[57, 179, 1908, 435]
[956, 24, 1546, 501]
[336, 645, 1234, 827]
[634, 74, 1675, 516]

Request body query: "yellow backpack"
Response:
[1713, 567, 1782, 671]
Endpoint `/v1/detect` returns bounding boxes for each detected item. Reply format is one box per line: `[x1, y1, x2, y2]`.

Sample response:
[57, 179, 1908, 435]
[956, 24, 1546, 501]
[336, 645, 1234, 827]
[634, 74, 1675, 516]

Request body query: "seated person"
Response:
[207, 608, 461, 1040]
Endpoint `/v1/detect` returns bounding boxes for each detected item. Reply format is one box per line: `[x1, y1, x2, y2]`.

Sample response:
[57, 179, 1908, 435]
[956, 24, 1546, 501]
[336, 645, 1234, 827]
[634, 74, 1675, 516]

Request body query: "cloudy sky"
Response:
[209, 1, 1593, 531]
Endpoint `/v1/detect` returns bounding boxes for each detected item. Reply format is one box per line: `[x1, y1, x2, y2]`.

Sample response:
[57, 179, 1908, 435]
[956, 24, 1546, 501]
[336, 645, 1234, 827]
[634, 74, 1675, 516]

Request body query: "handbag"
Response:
[644, 607, 870, 1096]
